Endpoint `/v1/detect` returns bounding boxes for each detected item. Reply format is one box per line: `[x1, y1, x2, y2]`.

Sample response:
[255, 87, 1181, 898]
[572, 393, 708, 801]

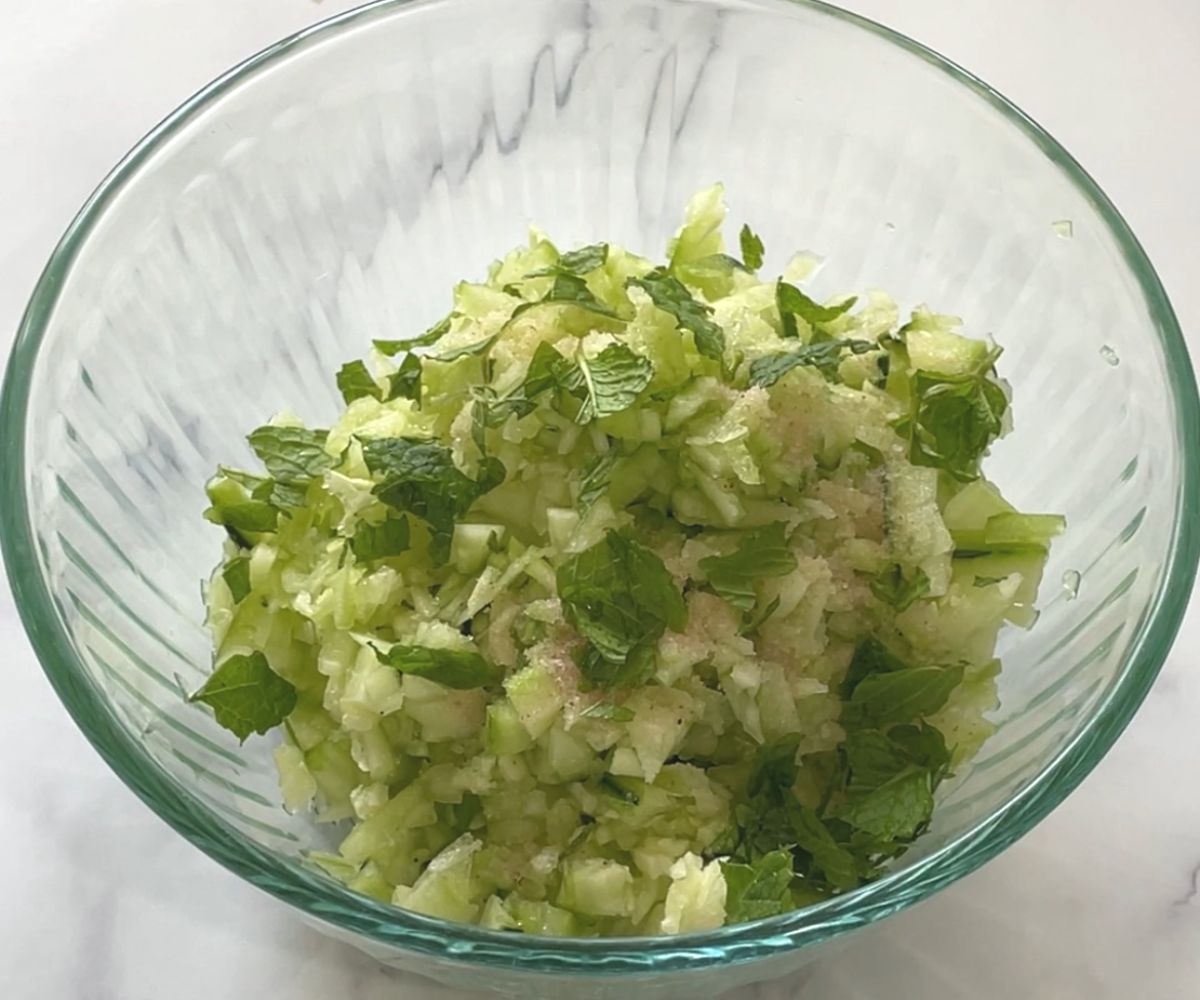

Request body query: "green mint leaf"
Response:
[509, 273, 620, 326]
[426, 331, 502, 363]
[386, 353, 422, 403]
[722, 849, 794, 922]
[748, 339, 875, 388]
[361, 437, 504, 564]
[221, 557, 252, 604]
[627, 268, 725, 364]
[896, 370, 1008, 482]
[336, 360, 383, 403]
[501, 283, 524, 297]
[254, 478, 309, 511]
[700, 522, 798, 610]
[576, 344, 654, 423]
[739, 224, 765, 271]
[739, 595, 781, 637]
[973, 574, 1007, 588]
[579, 701, 635, 722]
[373, 643, 502, 689]
[888, 722, 952, 780]
[840, 637, 910, 698]
[212, 500, 278, 535]
[788, 806, 860, 891]
[838, 766, 934, 842]
[189, 651, 296, 742]
[777, 281, 857, 337]
[869, 564, 931, 612]
[577, 450, 620, 511]
[528, 243, 610, 277]
[350, 514, 411, 563]
[247, 426, 335, 481]
[557, 530, 687, 689]
[520, 341, 585, 400]
[373, 314, 454, 355]
[844, 665, 965, 727]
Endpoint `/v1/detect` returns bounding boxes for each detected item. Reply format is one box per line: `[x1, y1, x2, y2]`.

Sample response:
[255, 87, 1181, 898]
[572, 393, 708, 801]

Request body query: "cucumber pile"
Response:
[194, 187, 1061, 935]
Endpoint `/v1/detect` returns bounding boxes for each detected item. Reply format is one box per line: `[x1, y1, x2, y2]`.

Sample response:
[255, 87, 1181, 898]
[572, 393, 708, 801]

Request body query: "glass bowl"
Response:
[2, 0, 1197, 996]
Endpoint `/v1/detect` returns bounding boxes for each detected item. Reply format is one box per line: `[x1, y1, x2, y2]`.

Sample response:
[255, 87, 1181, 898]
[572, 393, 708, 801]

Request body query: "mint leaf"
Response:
[627, 268, 725, 364]
[576, 344, 654, 422]
[896, 369, 1008, 482]
[386, 353, 422, 403]
[840, 637, 909, 698]
[247, 426, 335, 481]
[336, 360, 383, 403]
[870, 564, 931, 612]
[788, 806, 860, 891]
[748, 339, 875, 388]
[212, 500, 278, 535]
[190, 652, 296, 742]
[254, 478, 308, 511]
[844, 665, 965, 727]
[577, 450, 620, 511]
[579, 701, 635, 722]
[739, 224, 765, 271]
[557, 531, 687, 689]
[427, 331, 502, 363]
[520, 342, 585, 399]
[973, 575, 1007, 588]
[722, 849, 793, 922]
[350, 514, 411, 563]
[374, 314, 454, 355]
[373, 643, 502, 689]
[221, 557, 252, 604]
[700, 522, 798, 610]
[528, 243, 609, 277]
[838, 767, 933, 841]
[739, 595, 781, 637]
[776, 281, 857, 338]
[509, 273, 620, 325]
[361, 437, 504, 564]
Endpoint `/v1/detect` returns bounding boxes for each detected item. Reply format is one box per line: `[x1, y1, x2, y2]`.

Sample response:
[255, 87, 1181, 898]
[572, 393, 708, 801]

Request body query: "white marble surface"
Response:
[2, 1, 1198, 997]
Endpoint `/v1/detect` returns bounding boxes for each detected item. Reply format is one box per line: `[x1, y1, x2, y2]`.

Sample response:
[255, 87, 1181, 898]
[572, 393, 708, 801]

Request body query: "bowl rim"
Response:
[3, 0, 1198, 976]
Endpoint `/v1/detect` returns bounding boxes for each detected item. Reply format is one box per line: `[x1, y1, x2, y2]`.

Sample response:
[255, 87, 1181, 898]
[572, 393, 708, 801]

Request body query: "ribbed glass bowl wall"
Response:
[2, 0, 1197, 997]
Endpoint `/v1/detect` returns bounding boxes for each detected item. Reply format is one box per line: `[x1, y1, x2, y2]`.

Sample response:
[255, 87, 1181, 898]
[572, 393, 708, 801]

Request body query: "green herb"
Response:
[739, 225, 765, 271]
[599, 773, 642, 804]
[722, 849, 793, 922]
[699, 521, 798, 610]
[748, 339, 875, 388]
[579, 701, 635, 722]
[386, 353, 422, 403]
[895, 368, 1008, 482]
[247, 426, 336, 481]
[973, 575, 1007, 588]
[361, 437, 505, 564]
[189, 652, 297, 742]
[255, 478, 308, 511]
[739, 595, 781, 636]
[627, 268, 725, 364]
[372, 643, 502, 689]
[426, 331, 502, 363]
[212, 500, 278, 535]
[528, 243, 609, 277]
[576, 344, 655, 423]
[373, 314, 454, 355]
[776, 281, 857, 338]
[870, 564, 931, 612]
[350, 514, 411, 563]
[336, 360, 383, 403]
[843, 665, 965, 727]
[840, 637, 909, 698]
[221, 557, 252, 604]
[509, 273, 620, 325]
[557, 531, 688, 689]
[577, 450, 620, 511]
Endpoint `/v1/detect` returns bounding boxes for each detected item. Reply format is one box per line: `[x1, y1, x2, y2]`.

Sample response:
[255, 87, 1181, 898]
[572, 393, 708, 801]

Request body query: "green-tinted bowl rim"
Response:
[2, 0, 1198, 976]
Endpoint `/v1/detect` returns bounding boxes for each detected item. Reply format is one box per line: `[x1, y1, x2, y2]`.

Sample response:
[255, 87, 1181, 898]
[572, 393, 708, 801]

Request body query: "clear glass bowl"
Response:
[2, 0, 1197, 996]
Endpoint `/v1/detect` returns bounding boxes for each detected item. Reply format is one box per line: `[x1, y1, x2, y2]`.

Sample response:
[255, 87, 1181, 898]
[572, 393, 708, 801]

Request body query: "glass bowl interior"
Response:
[2, 0, 1197, 995]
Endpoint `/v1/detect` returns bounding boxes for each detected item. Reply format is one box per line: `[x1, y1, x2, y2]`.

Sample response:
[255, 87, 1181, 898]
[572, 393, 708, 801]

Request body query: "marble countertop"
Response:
[2, 1, 1198, 997]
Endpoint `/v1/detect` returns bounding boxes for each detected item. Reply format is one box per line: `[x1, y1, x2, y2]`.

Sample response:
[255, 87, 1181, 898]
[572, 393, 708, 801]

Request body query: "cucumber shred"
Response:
[194, 186, 1060, 936]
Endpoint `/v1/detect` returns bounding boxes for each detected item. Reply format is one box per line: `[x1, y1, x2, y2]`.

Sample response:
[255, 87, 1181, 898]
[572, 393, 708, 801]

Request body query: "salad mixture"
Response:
[194, 187, 1061, 936]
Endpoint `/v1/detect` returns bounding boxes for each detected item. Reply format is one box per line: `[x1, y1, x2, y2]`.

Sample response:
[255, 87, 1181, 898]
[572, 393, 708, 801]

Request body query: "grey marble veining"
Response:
[2, 1, 1199, 998]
